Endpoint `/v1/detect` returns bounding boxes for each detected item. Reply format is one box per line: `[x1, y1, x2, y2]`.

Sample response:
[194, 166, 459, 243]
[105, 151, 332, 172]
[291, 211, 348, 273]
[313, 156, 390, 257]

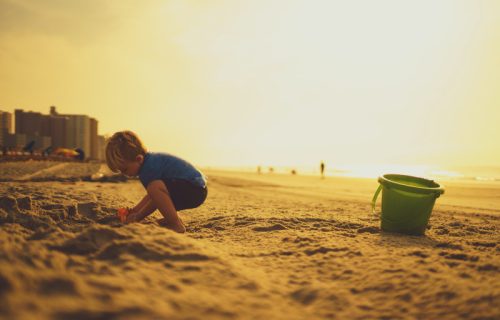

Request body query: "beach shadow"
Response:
[376, 231, 441, 249]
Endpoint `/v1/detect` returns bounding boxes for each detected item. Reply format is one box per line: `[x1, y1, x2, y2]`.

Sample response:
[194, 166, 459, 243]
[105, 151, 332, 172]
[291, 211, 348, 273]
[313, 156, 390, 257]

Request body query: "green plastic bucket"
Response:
[371, 174, 444, 235]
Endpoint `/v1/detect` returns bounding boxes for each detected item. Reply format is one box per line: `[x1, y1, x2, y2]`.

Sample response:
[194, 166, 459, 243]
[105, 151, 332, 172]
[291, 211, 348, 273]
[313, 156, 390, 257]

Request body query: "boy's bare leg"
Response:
[146, 180, 186, 233]
[156, 217, 185, 228]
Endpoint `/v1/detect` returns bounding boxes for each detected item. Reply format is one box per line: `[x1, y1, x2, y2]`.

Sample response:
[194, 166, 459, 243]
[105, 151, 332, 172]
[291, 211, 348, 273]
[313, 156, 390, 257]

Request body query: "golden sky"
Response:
[1, 0, 499, 169]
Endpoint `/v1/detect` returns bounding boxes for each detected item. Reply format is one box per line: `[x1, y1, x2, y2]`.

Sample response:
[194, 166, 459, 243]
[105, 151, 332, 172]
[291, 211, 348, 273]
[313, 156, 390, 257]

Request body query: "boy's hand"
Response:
[118, 207, 145, 224]
[117, 207, 129, 223]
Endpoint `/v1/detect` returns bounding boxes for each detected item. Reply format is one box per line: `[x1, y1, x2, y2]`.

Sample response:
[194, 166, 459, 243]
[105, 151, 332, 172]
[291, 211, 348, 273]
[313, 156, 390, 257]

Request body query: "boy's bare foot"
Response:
[157, 218, 186, 233]
[125, 211, 143, 223]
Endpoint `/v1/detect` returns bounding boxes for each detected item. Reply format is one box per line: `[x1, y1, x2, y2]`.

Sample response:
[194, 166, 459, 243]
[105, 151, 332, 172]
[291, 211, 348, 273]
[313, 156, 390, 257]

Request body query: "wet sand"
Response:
[0, 162, 499, 319]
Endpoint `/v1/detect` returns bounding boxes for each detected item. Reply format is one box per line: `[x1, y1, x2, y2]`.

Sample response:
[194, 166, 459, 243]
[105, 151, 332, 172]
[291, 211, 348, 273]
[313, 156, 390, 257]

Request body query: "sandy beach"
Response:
[0, 161, 499, 320]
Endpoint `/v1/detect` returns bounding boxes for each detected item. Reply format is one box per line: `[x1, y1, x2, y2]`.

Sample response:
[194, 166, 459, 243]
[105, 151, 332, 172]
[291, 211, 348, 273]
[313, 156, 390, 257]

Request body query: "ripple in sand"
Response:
[95, 241, 212, 262]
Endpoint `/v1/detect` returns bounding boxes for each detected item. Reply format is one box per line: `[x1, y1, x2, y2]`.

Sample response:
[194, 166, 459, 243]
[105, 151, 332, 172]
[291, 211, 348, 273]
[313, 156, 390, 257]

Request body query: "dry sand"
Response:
[0, 162, 499, 319]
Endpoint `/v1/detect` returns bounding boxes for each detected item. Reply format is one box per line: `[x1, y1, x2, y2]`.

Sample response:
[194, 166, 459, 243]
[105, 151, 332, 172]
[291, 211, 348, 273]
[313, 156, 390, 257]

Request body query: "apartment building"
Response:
[1, 106, 104, 160]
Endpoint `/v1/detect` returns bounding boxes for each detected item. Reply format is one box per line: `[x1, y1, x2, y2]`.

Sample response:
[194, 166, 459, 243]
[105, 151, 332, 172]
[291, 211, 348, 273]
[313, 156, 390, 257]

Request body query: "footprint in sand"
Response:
[200, 217, 228, 230]
[40, 203, 69, 221]
[439, 251, 479, 262]
[477, 264, 499, 272]
[252, 224, 287, 232]
[435, 242, 463, 250]
[408, 250, 430, 258]
[0, 196, 19, 213]
[77, 202, 100, 218]
[303, 246, 351, 256]
[233, 216, 258, 227]
[357, 226, 379, 234]
[37, 277, 80, 296]
[16, 197, 32, 210]
[291, 287, 319, 305]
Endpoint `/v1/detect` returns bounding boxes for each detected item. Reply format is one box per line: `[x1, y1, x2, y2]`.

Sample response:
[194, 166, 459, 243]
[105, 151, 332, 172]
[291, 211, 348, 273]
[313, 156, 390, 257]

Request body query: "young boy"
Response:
[105, 131, 207, 233]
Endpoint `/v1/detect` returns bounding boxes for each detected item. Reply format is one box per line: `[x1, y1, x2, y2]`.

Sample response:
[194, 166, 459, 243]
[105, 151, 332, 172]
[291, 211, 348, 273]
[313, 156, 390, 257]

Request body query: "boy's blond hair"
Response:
[105, 131, 147, 172]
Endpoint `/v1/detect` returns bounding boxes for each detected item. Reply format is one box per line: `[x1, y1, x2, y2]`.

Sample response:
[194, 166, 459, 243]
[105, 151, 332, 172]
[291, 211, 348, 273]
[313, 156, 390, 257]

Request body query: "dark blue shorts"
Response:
[163, 179, 207, 211]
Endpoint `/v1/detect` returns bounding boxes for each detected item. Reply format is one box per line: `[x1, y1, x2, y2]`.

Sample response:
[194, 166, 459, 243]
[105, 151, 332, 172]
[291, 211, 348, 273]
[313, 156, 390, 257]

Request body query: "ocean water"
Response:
[434, 165, 500, 182]
[215, 164, 500, 183]
[333, 164, 500, 182]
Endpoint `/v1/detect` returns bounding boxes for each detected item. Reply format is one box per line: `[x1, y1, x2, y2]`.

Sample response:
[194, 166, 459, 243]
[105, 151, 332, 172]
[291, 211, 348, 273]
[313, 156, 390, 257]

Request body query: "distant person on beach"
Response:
[105, 131, 207, 233]
[320, 161, 325, 179]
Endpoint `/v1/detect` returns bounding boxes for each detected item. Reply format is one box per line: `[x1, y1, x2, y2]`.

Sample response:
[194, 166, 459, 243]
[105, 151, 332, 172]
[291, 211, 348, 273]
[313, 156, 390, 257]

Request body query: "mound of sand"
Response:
[0, 182, 291, 319]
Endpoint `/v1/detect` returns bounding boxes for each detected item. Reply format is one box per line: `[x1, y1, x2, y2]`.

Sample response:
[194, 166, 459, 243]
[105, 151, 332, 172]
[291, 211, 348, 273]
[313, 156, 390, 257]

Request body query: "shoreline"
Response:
[204, 169, 500, 216]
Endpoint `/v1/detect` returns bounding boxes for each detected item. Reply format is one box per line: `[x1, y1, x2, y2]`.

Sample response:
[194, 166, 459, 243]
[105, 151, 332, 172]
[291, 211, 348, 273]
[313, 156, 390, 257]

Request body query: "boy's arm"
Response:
[131, 195, 150, 214]
[125, 195, 156, 222]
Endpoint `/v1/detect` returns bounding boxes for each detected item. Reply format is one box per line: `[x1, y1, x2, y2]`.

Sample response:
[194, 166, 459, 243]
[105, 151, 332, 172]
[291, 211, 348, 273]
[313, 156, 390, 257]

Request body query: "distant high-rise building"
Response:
[51, 107, 99, 160]
[0, 111, 13, 146]
[60, 114, 90, 157]
[65, 115, 76, 149]
[15, 109, 44, 136]
[49, 115, 67, 148]
[3, 107, 102, 160]
[4, 133, 26, 148]
[0, 111, 13, 134]
[74, 115, 90, 156]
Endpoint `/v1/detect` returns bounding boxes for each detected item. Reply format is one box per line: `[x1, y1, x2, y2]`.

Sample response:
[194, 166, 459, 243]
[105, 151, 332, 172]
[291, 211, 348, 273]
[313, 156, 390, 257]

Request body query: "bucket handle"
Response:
[371, 184, 382, 215]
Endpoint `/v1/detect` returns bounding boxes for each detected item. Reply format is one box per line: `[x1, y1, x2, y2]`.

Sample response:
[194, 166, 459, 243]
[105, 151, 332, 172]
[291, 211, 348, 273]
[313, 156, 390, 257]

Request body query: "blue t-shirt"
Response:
[138, 152, 207, 189]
